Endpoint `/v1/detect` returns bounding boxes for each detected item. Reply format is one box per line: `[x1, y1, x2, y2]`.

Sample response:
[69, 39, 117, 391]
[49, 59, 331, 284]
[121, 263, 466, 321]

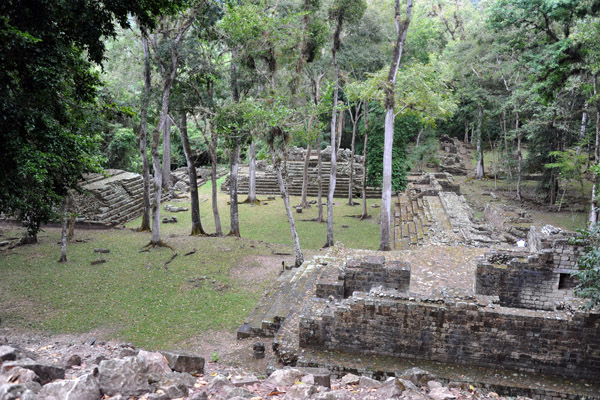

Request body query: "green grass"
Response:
[126, 176, 382, 251]
[0, 177, 382, 349]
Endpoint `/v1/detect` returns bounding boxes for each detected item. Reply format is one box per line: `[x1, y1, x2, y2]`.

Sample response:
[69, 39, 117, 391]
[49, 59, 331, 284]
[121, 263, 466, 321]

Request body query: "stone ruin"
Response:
[435, 134, 471, 176]
[239, 176, 600, 398]
[221, 146, 382, 198]
[67, 167, 229, 227]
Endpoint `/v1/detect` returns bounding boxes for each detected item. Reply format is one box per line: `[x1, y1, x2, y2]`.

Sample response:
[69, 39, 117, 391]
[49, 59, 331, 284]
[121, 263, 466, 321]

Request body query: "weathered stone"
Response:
[188, 392, 208, 400]
[427, 380, 443, 390]
[159, 351, 204, 374]
[376, 378, 410, 399]
[97, 357, 152, 397]
[118, 348, 138, 358]
[358, 376, 380, 389]
[93, 248, 110, 254]
[0, 359, 64, 384]
[63, 354, 81, 368]
[340, 373, 360, 386]
[37, 373, 101, 400]
[207, 375, 231, 392]
[312, 389, 350, 400]
[222, 386, 254, 399]
[297, 367, 331, 388]
[231, 374, 259, 387]
[283, 383, 318, 399]
[399, 368, 437, 387]
[137, 350, 171, 375]
[428, 387, 456, 400]
[157, 382, 188, 399]
[154, 371, 196, 388]
[0, 383, 40, 400]
[266, 368, 304, 386]
[0, 367, 39, 385]
[0, 347, 17, 362]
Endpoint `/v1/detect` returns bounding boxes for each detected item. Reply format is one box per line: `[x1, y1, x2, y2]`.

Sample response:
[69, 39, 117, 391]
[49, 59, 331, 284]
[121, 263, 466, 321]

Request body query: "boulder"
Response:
[358, 376, 380, 389]
[0, 347, 17, 362]
[0, 382, 41, 400]
[137, 350, 171, 375]
[0, 367, 40, 384]
[97, 357, 152, 397]
[266, 368, 304, 386]
[63, 354, 81, 368]
[159, 351, 204, 374]
[297, 367, 331, 388]
[376, 378, 416, 399]
[283, 383, 318, 399]
[428, 387, 456, 400]
[0, 359, 64, 384]
[37, 373, 101, 400]
[398, 367, 438, 387]
[340, 373, 360, 386]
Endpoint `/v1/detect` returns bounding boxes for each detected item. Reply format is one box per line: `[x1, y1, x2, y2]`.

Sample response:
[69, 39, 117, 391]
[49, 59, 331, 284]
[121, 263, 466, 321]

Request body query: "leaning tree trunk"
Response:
[229, 144, 241, 237]
[138, 30, 152, 232]
[271, 147, 304, 267]
[464, 119, 469, 143]
[300, 138, 312, 208]
[361, 102, 369, 220]
[475, 105, 485, 180]
[246, 141, 258, 204]
[379, 0, 413, 252]
[59, 196, 68, 263]
[180, 113, 206, 235]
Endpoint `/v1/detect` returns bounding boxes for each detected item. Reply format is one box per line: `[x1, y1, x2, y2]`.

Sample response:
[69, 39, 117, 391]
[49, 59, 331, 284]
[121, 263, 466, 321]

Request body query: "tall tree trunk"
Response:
[67, 195, 75, 241]
[590, 183, 598, 228]
[300, 139, 312, 208]
[246, 141, 258, 204]
[348, 104, 360, 206]
[59, 196, 68, 263]
[317, 135, 324, 222]
[229, 145, 241, 237]
[577, 102, 588, 156]
[162, 116, 172, 194]
[464, 118, 469, 143]
[208, 121, 223, 236]
[379, 0, 413, 252]
[138, 30, 152, 232]
[179, 113, 205, 235]
[475, 105, 485, 179]
[336, 106, 343, 152]
[270, 144, 304, 267]
[595, 75, 599, 162]
[516, 111, 522, 200]
[360, 102, 369, 220]
[325, 15, 343, 248]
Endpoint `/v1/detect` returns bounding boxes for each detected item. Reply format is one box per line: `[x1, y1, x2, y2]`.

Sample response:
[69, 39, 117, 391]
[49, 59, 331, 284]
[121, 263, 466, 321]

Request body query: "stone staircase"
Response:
[73, 170, 171, 227]
[237, 261, 324, 341]
[226, 160, 382, 198]
[393, 189, 433, 251]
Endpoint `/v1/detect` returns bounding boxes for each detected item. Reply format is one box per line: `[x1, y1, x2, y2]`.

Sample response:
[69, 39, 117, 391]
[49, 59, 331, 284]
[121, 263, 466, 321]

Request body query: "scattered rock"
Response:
[90, 259, 106, 265]
[252, 342, 265, 360]
[399, 367, 437, 387]
[0, 346, 17, 362]
[37, 372, 101, 400]
[63, 354, 81, 368]
[162, 216, 178, 224]
[93, 248, 110, 254]
[283, 382, 318, 399]
[0, 359, 65, 384]
[231, 374, 259, 387]
[97, 357, 152, 397]
[376, 377, 411, 398]
[371, 203, 380, 208]
[137, 350, 171, 375]
[0, 383, 41, 400]
[340, 373, 360, 386]
[266, 368, 304, 386]
[297, 367, 331, 388]
[428, 386, 457, 400]
[159, 351, 204, 374]
[164, 204, 189, 212]
[0, 366, 40, 385]
[358, 376, 380, 389]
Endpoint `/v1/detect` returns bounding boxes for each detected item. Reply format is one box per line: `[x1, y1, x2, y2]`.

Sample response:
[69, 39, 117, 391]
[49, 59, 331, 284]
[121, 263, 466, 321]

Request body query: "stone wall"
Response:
[299, 293, 600, 381]
[340, 256, 411, 298]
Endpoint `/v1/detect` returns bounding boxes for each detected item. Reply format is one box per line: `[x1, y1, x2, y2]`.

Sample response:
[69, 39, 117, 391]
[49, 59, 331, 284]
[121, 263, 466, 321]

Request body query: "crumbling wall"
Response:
[299, 294, 600, 380]
[337, 256, 410, 298]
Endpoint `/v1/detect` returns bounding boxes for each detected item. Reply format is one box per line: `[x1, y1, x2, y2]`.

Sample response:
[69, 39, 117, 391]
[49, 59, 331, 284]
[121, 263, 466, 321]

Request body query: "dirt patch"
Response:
[231, 252, 320, 288]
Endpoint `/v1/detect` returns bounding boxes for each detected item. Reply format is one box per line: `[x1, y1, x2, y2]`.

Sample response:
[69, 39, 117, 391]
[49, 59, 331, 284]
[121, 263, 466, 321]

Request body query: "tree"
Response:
[0, 0, 183, 241]
[571, 214, 600, 311]
[379, 0, 413, 251]
[325, 0, 367, 248]
[147, 10, 197, 247]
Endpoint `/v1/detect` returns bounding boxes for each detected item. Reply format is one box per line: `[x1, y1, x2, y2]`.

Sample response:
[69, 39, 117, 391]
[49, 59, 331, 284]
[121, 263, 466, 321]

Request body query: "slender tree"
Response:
[138, 27, 153, 232]
[379, 0, 413, 251]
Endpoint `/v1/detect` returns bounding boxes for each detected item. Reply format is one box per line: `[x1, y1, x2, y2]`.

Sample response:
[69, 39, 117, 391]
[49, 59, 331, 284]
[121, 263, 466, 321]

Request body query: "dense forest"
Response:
[1, 0, 600, 255]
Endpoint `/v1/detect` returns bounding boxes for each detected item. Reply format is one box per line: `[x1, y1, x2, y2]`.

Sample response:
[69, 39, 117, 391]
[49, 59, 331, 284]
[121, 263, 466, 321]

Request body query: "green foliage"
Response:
[571, 223, 600, 311]
[0, 0, 185, 238]
[366, 107, 418, 191]
[106, 128, 140, 172]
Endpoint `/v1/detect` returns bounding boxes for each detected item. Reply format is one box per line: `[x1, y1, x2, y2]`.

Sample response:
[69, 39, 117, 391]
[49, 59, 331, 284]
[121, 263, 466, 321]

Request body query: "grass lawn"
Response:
[0, 177, 382, 349]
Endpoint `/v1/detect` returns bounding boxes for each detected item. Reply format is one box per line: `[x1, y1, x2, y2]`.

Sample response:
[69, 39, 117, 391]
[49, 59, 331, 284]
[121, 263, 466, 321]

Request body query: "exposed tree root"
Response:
[241, 198, 262, 205]
[190, 225, 207, 236]
[163, 253, 178, 271]
[143, 240, 175, 250]
[359, 214, 372, 220]
[136, 227, 152, 233]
